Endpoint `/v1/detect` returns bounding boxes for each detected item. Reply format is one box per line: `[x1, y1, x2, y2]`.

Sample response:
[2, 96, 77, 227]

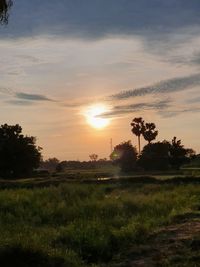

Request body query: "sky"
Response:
[0, 0, 200, 160]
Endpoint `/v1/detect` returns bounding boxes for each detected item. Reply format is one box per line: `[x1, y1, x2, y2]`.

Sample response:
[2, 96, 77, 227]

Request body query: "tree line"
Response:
[40, 157, 110, 173]
[111, 117, 196, 172]
[0, 120, 197, 178]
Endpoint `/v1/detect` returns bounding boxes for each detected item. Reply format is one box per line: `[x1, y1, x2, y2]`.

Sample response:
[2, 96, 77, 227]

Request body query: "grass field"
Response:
[0, 176, 199, 266]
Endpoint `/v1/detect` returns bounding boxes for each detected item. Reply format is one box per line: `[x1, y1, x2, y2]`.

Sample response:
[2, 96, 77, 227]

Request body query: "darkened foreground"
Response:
[0, 176, 199, 267]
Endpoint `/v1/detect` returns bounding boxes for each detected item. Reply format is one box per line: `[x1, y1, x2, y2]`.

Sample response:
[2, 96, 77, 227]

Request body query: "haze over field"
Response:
[1, 0, 200, 160]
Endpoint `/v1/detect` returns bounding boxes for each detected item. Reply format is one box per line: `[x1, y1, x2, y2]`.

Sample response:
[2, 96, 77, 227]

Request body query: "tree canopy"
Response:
[143, 123, 158, 144]
[131, 117, 158, 154]
[0, 124, 42, 178]
[139, 137, 195, 171]
[0, 0, 12, 24]
[169, 137, 195, 170]
[110, 141, 137, 172]
[89, 154, 98, 161]
[130, 117, 145, 154]
[139, 141, 170, 171]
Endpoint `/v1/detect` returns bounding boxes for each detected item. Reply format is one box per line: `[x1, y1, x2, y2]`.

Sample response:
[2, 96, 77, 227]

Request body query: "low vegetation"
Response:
[0, 177, 199, 266]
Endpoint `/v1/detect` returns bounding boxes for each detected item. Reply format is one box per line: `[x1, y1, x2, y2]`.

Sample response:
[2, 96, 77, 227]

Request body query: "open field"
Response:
[0, 176, 199, 266]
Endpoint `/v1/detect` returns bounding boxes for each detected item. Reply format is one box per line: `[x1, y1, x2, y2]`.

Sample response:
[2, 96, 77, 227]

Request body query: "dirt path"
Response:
[114, 214, 200, 267]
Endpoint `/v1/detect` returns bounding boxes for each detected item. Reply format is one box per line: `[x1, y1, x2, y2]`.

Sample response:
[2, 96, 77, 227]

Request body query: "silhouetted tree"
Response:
[89, 154, 98, 161]
[98, 158, 107, 162]
[56, 161, 65, 172]
[139, 137, 195, 171]
[130, 117, 145, 154]
[56, 159, 112, 172]
[185, 153, 200, 168]
[169, 137, 195, 170]
[0, 124, 42, 178]
[40, 157, 60, 172]
[0, 0, 12, 24]
[185, 148, 196, 159]
[139, 141, 170, 171]
[110, 141, 137, 172]
[143, 122, 158, 144]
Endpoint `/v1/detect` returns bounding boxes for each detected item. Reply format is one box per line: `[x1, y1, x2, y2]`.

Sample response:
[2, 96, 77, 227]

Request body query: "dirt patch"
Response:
[113, 215, 200, 267]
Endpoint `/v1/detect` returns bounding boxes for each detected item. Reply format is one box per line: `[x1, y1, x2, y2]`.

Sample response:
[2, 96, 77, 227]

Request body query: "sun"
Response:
[84, 104, 110, 129]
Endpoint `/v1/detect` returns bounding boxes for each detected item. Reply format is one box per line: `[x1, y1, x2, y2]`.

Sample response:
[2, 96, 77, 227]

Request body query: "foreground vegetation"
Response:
[0, 177, 199, 266]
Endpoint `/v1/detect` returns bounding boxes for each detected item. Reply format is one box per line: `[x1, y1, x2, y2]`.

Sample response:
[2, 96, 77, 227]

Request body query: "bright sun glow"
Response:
[84, 104, 110, 129]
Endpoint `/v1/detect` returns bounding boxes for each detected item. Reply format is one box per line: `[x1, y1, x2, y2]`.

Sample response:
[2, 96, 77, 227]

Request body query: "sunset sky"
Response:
[1, 0, 200, 160]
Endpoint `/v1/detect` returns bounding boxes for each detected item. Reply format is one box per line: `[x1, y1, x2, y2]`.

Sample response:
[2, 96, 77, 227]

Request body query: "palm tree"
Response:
[130, 117, 145, 154]
[89, 154, 98, 161]
[0, 0, 12, 24]
[143, 123, 158, 144]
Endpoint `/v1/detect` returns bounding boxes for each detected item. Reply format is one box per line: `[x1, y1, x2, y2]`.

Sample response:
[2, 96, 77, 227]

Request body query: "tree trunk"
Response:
[138, 135, 141, 154]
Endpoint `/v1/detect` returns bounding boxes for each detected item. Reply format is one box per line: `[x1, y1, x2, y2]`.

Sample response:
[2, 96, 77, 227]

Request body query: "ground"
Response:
[112, 214, 200, 267]
[0, 174, 199, 266]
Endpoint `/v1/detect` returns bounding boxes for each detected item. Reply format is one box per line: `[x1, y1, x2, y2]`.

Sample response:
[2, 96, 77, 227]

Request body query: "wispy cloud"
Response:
[62, 100, 90, 108]
[100, 100, 170, 118]
[15, 92, 54, 102]
[110, 73, 200, 100]
[187, 96, 200, 103]
[160, 107, 200, 118]
[6, 100, 35, 106]
[15, 55, 40, 63]
[0, 87, 55, 104]
[0, 87, 13, 95]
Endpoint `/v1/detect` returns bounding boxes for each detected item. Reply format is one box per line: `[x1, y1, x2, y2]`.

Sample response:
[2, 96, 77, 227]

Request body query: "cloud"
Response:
[110, 73, 200, 100]
[100, 97, 200, 119]
[15, 92, 54, 102]
[187, 96, 200, 103]
[15, 55, 40, 63]
[0, 88, 56, 104]
[190, 52, 200, 66]
[2, 0, 200, 41]
[0, 87, 13, 95]
[115, 100, 170, 111]
[160, 107, 200, 118]
[62, 100, 89, 108]
[6, 100, 35, 106]
[100, 100, 170, 118]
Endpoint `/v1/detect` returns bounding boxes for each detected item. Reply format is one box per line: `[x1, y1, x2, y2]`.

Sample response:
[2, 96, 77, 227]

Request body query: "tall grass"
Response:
[0, 182, 199, 266]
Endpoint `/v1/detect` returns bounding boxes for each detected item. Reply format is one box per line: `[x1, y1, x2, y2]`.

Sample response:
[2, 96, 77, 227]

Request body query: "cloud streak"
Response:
[160, 107, 200, 118]
[15, 92, 54, 102]
[187, 96, 200, 104]
[0, 87, 13, 95]
[100, 100, 170, 118]
[110, 73, 200, 100]
[6, 100, 35, 106]
[0, 87, 55, 104]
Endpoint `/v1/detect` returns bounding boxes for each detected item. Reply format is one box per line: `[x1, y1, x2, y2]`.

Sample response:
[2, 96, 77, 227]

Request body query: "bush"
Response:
[111, 141, 137, 172]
